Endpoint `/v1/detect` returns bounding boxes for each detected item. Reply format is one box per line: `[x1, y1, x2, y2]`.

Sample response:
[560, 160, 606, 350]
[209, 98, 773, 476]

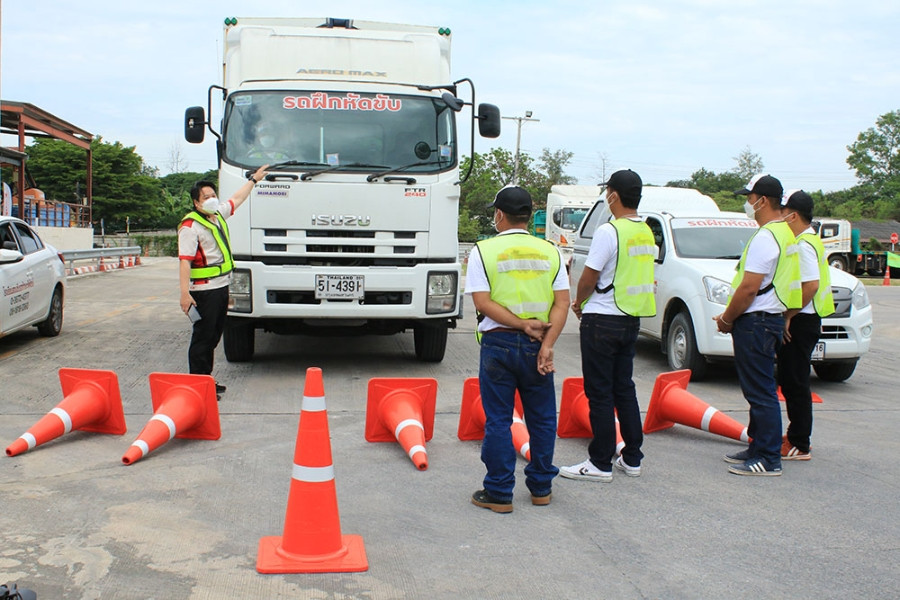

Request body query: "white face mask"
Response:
[200, 197, 219, 215]
[743, 197, 763, 219]
[492, 211, 502, 233]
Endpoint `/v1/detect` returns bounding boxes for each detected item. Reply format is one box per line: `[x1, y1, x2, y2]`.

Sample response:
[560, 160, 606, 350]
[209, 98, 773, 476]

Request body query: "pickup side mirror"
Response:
[477, 103, 501, 138]
[184, 106, 207, 144]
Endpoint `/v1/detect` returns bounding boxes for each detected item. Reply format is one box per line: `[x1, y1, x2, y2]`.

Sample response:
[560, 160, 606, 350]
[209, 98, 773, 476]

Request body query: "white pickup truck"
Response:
[569, 187, 873, 381]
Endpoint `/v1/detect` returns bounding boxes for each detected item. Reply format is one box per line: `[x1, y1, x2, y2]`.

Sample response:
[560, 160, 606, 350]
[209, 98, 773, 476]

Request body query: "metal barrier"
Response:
[61, 246, 143, 276]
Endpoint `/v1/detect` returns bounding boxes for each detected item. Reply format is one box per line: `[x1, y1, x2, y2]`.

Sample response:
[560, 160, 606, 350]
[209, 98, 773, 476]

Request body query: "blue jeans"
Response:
[732, 312, 784, 466]
[580, 314, 644, 471]
[479, 331, 559, 500]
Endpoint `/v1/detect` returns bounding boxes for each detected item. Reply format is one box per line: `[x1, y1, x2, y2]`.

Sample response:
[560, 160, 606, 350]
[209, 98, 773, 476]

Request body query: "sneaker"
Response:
[723, 449, 754, 464]
[781, 439, 811, 461]
[559, 459, 612, 482]
[471, 489, 513, 513]
[215, 383, 227, 394]
[727, 457, 782, 477]
[614, 456, 641, 477]
[530, 492, 552, 506]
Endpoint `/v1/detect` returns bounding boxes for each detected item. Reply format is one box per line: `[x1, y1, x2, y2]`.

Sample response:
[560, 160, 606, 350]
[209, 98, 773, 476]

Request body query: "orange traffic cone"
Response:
[456, 378, 531, 460]
[6, 368, 126, 457]
[776, 386, 823, 404]
[257, 367, 367, 573]
[121, 373, 220, 465]
[365, 378, 437, 470]
[883, 264, 891, 286]
[644, 370, 749, 443]
[557, 377, 624, 455]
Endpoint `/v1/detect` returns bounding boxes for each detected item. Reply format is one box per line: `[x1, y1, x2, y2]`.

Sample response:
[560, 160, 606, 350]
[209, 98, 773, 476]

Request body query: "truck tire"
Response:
[666, 311, 707, 380]
[828, 255, 847, 272]
[812, 359, 857, 382]
[414, 323, 448, 362]
[223, 317, 255, 362]
[37, 286, 64, 337]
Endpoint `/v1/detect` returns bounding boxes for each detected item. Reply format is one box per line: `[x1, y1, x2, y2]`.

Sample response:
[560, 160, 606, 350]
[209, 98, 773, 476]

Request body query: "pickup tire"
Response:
[36, 286, 64, 337]
[414, 322, 448, 362]
[223, 317, 255, 362]
[666, 311, 707, 380]
[813, 359, 857, 382]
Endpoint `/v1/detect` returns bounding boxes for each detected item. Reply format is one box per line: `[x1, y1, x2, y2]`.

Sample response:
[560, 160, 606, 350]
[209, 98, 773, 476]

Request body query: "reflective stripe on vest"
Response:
[180, 210, 234, 280]
[731, 221, 802, 310]
[798, 232, 835, 317]
[604, 218, 657, 317]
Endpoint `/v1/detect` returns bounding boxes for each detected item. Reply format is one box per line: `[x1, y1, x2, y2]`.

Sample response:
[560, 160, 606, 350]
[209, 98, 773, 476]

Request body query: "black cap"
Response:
[783, 189, 814, 220]
[735, 174, 783, 198]
[602, 169, 642, 203]
[488, 185, 533, 216]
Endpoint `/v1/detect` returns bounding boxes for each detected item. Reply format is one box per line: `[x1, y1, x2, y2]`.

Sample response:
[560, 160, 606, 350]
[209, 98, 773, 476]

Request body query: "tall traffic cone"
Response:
[777, 386, 823, 404]
[557, 377, 624, 455]
[257, 367, 367, 573]
[456, 378, 530, 460]
[6, 368, 126, 457]
[365, 378, 437, 470]
[643, 370, 749, 443]
[883, 264, 891, 286]
[121, 373, 220, 465]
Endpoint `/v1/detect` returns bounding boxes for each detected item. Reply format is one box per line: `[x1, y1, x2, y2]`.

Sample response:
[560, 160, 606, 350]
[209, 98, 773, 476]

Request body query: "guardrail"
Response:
[61, 246, 143, 276]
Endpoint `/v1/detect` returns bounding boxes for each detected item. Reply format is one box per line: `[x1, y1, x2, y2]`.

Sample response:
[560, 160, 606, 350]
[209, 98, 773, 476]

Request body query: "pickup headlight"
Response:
[426, 271, 457, 314]
[228, 269, 252, 313]
[851, 282, 870, 310]
[703, 276, 732, 306]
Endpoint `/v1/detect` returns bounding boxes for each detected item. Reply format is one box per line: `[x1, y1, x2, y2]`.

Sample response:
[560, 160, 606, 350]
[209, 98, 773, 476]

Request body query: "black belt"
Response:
[484, 327, 520, 334]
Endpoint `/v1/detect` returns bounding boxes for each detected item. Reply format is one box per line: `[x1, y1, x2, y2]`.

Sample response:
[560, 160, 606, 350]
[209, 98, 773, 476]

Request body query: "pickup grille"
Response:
[826, 286, 852, 319]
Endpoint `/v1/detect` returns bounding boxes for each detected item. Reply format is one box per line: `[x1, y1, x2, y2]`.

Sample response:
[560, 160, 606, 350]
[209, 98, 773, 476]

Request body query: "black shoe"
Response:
[215, 383, 226, 394]
[471, 489, 513, 513]
[0, 583, 38, 600]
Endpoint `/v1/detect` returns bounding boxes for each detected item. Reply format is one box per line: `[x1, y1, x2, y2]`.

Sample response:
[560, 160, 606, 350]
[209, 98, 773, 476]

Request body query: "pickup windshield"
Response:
[222, 91, 457, 172]
[670, 217, 758, 259]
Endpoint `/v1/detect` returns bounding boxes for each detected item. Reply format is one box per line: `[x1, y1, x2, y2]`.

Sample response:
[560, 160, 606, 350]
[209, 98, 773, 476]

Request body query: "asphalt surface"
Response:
[0, 258, 898, 599]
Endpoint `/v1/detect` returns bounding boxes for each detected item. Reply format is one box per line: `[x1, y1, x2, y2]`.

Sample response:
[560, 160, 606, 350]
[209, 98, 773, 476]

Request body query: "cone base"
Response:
[256, 534, 368, 574]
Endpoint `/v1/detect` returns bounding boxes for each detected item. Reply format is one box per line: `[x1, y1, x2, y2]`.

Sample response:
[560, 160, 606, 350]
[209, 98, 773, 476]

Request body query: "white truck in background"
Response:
[184, 17, 500, 362]
[544, 185, 598, 261]
[570, 187, 873, 382]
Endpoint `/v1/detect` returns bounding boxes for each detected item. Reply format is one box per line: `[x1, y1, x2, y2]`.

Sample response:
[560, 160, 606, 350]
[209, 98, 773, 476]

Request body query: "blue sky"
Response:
[2, 1, 898, 192]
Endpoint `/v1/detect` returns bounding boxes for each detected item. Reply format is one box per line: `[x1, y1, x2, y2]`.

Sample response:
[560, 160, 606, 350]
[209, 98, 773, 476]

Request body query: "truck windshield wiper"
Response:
[714, 254, 742, 260]
[366, 161, 445, 182]
[300, 162, 389, 180]
[268, 160, 329, 170]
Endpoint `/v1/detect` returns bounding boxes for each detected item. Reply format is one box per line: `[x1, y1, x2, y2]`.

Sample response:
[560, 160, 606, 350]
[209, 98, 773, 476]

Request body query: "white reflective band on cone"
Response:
[513, 417, 525, 425]
[131, 440, 149, 457]
[394, 418, 423, 439]
[302, 395, 326, 412]
[740, 428, 750, 443]
[150, 414, 177, 440]
[519, 442, 530, 456]
[407, 445, 427, 459]
[700, 407, 717, 432]
[20, 433, 36, 450]
[292, 463, 335, 483]
[50, 407, 73, 434]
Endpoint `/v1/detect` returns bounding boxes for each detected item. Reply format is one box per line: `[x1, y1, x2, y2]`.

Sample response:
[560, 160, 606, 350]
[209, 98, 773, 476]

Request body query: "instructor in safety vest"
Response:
[179, 165, 269, 394]
[466, 185, 570, 513]
[778, 190, 834, 461]
[715, 174, 801, 476]
[561, 169, 656, 483]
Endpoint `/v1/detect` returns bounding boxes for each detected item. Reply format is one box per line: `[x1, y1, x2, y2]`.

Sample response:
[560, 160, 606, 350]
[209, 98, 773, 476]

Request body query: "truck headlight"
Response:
[228, 269, 252, 313]
[851, 282, 870, 310]
[426, 271, 457, 314]
[703, 276, 731, 306]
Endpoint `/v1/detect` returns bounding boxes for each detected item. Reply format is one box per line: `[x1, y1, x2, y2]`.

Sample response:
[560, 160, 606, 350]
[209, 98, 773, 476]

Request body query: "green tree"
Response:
[733, 146, 764, 182]
[846, 110, 900, 188]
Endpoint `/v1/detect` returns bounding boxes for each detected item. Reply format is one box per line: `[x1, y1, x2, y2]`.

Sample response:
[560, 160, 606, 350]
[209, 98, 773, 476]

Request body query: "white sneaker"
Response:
[614, 456, 641, 477]
[559, 459, 612, 482]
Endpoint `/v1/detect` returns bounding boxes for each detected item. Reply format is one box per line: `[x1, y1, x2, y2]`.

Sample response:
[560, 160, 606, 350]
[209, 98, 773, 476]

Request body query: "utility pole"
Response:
[501, 111, 540, 185]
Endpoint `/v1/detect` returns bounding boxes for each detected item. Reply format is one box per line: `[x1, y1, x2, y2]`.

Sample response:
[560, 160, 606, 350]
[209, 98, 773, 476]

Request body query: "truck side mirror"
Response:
[552, 208, 562, 226]
[185, 106, 207, 144]
[477, 104, 501, 138]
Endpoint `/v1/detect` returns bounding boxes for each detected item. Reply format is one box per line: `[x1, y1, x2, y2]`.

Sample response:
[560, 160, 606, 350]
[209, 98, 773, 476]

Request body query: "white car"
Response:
[570, 187, 873, 382]
[0, 216, 66, 339]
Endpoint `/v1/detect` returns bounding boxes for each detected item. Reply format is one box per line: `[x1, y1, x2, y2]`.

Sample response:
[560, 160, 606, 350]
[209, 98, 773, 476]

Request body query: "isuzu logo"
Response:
[311, 215, 372, 227]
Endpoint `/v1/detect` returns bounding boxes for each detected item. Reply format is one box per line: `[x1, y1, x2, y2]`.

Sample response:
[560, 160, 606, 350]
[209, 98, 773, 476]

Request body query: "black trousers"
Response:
[777, 312, 821, 452]
[188, 286, 229, 376]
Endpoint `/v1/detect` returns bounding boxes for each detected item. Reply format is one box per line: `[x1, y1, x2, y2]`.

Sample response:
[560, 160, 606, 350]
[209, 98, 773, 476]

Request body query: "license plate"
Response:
[811, 342, 825, 361]
[315, 275, 364, 299]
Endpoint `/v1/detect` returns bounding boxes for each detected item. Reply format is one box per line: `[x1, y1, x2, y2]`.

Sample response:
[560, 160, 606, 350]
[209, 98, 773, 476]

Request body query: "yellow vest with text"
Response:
[599, 218, 657, 317]
[731, 221, 802, 310]
[180, 210, 234, 280]
[475, 233, 560, 339]
[798, 231, 835, 317]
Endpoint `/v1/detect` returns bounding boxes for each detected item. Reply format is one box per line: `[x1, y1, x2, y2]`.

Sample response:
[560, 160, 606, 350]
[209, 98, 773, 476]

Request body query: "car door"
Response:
[1, 221, 34, 334]
[641, 215, 667, 339]
[9, 222, 53, 330]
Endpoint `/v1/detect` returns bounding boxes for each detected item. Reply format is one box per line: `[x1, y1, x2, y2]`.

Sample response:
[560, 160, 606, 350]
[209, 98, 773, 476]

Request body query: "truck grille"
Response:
[266, 290, 412, 305]
[258, 229, 420, 263]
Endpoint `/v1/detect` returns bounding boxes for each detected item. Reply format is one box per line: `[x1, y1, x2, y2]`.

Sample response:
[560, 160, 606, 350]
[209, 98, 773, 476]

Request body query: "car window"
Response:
[0, 223, 18, 251]
[12, 222, 42, 254]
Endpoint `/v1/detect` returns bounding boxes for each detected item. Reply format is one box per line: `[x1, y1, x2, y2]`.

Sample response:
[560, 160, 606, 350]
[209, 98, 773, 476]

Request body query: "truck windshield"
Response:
[556, 207, 589, 231]
[222, 91, 456, 172]
[670, 218, 758, 259]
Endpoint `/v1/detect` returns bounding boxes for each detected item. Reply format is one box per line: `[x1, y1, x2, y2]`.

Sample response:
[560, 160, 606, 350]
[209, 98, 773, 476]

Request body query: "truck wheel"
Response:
[666, 312, 707, 380]
[828, 255, 847, 271]
[414, 323, 448, 362]
[37, 286, 64, 337]
[223, 318, 255, 362]
[812, 359, 857, 382]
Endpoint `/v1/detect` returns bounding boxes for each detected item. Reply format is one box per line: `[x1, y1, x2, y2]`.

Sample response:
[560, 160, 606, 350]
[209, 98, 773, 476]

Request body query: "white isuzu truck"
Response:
[184, 17, 500, 362]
